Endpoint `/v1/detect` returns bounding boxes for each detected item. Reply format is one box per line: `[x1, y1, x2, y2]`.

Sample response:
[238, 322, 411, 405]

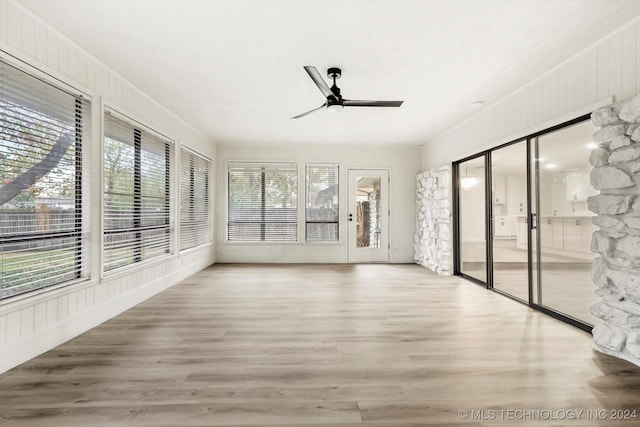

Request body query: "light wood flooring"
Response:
[462, 240, 598, 324]
[1, 263, 640, 426]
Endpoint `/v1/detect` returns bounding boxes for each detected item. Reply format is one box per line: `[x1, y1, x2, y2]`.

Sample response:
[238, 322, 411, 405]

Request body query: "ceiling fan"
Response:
[292, 66, 404, 119]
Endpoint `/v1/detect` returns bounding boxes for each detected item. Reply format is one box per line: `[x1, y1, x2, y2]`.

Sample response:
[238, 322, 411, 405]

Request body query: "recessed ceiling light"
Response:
[587, 142, 598, 149]
[546, 163, 557, 169]
[471, 101, 484, 107]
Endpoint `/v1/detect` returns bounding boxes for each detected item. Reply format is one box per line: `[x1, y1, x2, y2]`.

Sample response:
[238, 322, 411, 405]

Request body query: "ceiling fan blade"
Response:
[304, 66, 334, 99]
[291, 103, 327, 119]
[343, 100, 404, 107]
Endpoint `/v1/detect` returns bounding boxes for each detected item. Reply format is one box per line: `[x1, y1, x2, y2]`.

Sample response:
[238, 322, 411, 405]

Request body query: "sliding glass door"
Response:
[490, 141, 528, 301]
[454, 115, 596, 330]
[530, 119, 599, 326]
[458, 156, 486, 282]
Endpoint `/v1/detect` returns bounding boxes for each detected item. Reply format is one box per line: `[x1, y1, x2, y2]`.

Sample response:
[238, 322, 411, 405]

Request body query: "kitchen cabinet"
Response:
[493, 175, 506, 205]
[539, 217, 563, 249]
[494, 215, 517, 238]
[564, 218, 582, 252]
[518, 215, 594, 256]
[566, 172, 596, 202]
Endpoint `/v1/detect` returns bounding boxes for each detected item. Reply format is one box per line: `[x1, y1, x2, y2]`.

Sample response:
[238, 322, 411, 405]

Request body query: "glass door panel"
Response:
[347, 169, 389, 262]
[491, 141, 528, 301]
[458, 156, 486, 282]
[532, 120, 599, 325]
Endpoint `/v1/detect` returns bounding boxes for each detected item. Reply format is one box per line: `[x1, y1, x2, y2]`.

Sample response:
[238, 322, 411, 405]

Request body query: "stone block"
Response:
[591, 302, 640, 328]
[609, 145, 640, 165]
[608, 269, 640, 303]
[591, 231, 612, 254]
[592, 323, 626, 351]
[629, 123, 640, 138]
[620, 94, 640, 123]
[592, 215, 625, 229]
[589, 147, 610, 167]
[624, 217, 640, 229]
[591, 256, 608, 287]
[616, 235, 640, 258]
[587, 195, 631, 215]
[593, 124, 628, 144]
[592, 108, 620, 127]
[608, 255, 640, 270]
[627, 333, 640, 358]
[596, 282, 625, 303]
[611, 135, 632, 150]
[590, 166, 634, 190]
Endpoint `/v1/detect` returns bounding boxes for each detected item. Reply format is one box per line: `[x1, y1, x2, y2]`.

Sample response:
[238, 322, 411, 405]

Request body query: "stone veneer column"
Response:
[589, 94, 640, 367]
[414, 165, 452, 275]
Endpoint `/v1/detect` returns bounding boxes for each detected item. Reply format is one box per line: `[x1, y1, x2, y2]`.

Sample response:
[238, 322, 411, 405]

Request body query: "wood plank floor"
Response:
[1, 263, 640, 426]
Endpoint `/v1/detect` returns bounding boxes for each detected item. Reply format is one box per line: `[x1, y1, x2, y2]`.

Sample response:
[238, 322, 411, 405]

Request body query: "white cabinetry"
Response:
[566, 172, 596, 202]
[493, 175, 506, 204]
[494, 216, 518, 238]
[516, 215, 595, 257]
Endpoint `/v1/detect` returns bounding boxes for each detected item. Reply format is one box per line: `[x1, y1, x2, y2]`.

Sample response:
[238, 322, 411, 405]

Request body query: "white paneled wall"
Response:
[0, 0, 216, 373]
[423, 17, 640, 167]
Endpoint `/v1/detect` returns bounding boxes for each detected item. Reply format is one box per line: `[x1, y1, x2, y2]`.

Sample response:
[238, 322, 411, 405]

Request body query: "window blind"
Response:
[103, 113, 172, 272]
[227, 162, 298, 242]
[306, 164, 339, 241]
[179, 148, 211, 250]
[0, 60, 90, 299]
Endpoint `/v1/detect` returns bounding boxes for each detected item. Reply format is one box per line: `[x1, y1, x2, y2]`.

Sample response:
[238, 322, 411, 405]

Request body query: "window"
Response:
[103, 112, 172, 272]
[0, 60, 90, 299]
[227, 162, 297, 242]
[179, 148, 211, 250]
[306, 164, 339, 241]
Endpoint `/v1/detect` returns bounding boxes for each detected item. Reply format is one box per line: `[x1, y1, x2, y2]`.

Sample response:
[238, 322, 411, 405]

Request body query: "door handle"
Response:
[349, 213, 353, 222]
[530, 213, 537, 230]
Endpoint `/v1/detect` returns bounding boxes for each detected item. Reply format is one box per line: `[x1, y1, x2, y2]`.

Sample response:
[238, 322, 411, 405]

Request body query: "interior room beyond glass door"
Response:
[458, 156, 486, 282]
[491, 141, 528, 301]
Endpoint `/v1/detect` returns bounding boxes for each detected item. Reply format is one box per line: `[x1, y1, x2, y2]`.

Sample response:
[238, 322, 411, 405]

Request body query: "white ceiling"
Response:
[18, 0, 640, 147]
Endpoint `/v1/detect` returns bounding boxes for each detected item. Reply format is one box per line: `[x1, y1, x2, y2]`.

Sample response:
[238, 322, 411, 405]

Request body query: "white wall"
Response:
[216, 144, 422, 263]
[423, 17, 640, 168]
[459, 174, 486, 242]
[0, 0, 216, 373]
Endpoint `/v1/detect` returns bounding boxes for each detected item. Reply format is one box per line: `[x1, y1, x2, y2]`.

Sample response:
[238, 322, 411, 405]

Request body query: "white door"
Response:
[347, 169, 389, 262]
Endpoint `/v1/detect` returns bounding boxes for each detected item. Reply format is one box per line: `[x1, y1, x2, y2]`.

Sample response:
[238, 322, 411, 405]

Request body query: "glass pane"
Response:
[535, 120, 599, 325]
[306, 165, 339, 241]
[356, 176, 381, 248]
[491, 142, 528, 300]
[459, 157, 486, 282]
[227, 163, 297, 242]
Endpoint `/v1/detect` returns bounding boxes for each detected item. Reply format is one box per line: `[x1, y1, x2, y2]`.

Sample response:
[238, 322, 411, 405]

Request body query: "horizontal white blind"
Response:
[180, 148, 210, 250]
[103, 113, 172, 272]
[0, 59, 90, 299]
[228, 162, 297, 242]
[306, 164, 339, 241]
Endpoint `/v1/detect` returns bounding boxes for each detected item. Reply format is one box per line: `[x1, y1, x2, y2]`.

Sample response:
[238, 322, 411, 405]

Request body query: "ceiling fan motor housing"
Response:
[327, 67, 342, 79]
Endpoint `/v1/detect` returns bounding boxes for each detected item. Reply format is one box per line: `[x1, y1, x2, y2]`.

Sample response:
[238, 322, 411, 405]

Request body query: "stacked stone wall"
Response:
[414, 166, 452, 275]
[589, 94, 640, 367]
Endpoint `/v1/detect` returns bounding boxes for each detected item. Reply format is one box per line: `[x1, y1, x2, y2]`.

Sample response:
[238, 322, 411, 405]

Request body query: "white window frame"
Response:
[0, 55, 92, 300]
[178, 146, 212, 252]
[226, 161, 299, 243]
[305, 163, 340, 243]
[101, 107, 175, 276]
